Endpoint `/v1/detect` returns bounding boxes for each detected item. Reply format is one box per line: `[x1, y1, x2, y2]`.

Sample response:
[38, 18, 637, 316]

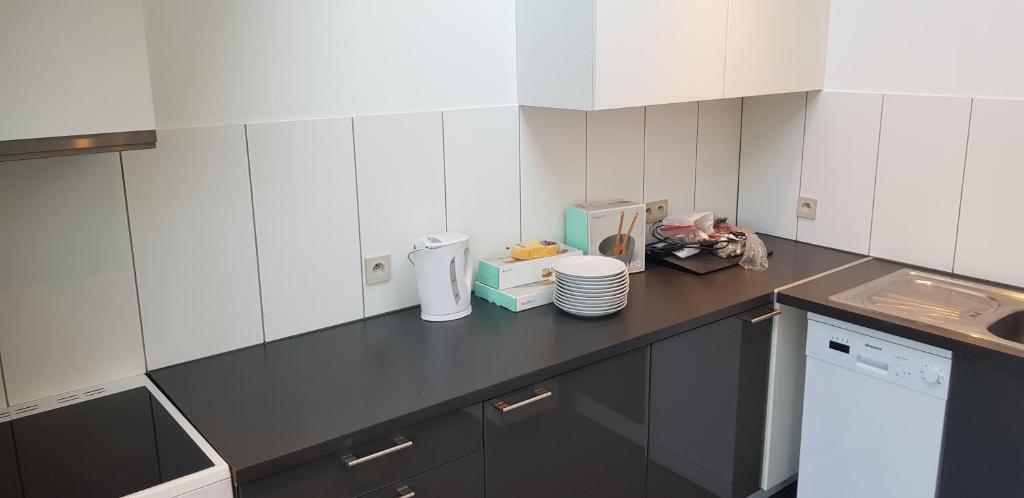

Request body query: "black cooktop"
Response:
[0, 387, 213, 498]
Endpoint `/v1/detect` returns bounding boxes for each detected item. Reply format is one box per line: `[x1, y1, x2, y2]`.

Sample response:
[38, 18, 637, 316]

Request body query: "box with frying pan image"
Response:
[565, 200, 646, 273]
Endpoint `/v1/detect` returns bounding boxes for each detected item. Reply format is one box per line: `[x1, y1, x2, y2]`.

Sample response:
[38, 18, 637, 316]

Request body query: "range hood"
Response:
[0, 130, 156, 162]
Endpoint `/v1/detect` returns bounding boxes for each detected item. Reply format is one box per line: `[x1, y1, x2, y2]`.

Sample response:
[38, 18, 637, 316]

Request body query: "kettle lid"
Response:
[413, 232, 469, 249]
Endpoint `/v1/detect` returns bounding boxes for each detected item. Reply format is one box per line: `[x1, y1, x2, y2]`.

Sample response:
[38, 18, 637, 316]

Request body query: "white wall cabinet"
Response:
[516, 0, 828, 110]
[0, 0, 155, 143]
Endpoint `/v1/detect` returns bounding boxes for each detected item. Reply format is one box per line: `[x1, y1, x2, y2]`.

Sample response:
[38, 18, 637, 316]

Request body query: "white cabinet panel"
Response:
[0, 153, 144, 404]
[515, 0, 595, 110]
[123, 126, 263, 369]
[694, 98, 742, 222]
[586, 107, 645, 202]
[954, 99, 1024, 287]
[593, 0, 727, 108]
[762, 305, 809, 490]
[871, 95, 971, 271]
[724, 0, 828, 98]
[644, 102, 698, 211]
[443, 106, 521, 279]
[798, 91, 883, 254]
[737, 93, 807, 238]
[247, 118, 363, 341]
[354, 112, 446, 317]
[520, 107, 587, 242]
[0, 0, 154, 140]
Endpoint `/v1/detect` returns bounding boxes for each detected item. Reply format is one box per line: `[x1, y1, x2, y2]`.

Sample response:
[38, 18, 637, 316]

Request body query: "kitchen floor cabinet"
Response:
[938, 354, 1024, 497]
[484, 347, 650, 498]
[648, 305, 775, 498]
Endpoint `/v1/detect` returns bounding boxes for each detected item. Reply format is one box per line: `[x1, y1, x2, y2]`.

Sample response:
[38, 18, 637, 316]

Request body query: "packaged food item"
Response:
[565, 200, 646, 273]
[473, 280, 555, 312]
[509, 240, 559, 260]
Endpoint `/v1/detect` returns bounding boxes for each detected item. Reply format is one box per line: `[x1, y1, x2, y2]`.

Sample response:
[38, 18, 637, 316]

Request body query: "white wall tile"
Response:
[123, 126, 263, 369]
[443, 106, 521, 277]
[354, 112, 447, 317]
[954, 98, 1024, 287]
[737, 92, 807, 238]
[247, 118, 364, 341]
[695, 98, 742, 222]
[870, 95, 971, 270]
[0, 153, 144, 403]
[798, 91, 883, 254]
[586, 107, 646, 202]
[644, 102, 698, 212]
[520, 106, 587, 242]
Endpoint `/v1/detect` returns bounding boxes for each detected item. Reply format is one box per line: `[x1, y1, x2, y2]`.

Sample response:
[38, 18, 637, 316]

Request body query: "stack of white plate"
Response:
[551, 255, 629, 317]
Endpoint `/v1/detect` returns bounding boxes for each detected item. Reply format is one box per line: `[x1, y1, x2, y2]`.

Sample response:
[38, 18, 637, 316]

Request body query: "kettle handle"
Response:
[407, 247, 426, 266]
[463, 245, 473, 291]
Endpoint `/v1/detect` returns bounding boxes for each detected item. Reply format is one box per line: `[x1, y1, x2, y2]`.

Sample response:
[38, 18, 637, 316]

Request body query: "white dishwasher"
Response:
[797, 315, 952, 498]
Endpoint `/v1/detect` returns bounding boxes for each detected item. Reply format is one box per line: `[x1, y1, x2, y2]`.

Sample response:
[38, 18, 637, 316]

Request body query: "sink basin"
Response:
[830, 269, 1024, 349]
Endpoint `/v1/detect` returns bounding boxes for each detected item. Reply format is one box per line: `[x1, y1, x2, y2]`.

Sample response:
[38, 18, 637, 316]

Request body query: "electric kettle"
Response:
[407, 232, 472, 321]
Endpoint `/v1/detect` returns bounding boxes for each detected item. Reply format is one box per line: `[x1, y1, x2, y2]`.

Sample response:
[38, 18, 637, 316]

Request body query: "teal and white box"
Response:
[477, 246, 583, 290]
[473, 280, 555, 312]
[565, 200, 646, 273]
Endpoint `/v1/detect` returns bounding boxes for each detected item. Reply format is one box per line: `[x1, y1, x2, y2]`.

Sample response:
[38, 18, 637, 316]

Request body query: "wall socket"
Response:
[364, 254, 391, 285]
[646, 199, 668, 223]
[797, 196, 818, 220]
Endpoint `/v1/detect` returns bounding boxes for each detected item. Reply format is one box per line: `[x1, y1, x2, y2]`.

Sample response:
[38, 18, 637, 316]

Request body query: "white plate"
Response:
[555, 273, 628, 285]
[555, 300, 627, 317]
[552, 255, 627, 278]
[555, 289, 629, 301]
[554, 268, 628, 280]
[554, 295, 627, 311]
[555, 279, 629, 293]
[554, 294, 627, 307]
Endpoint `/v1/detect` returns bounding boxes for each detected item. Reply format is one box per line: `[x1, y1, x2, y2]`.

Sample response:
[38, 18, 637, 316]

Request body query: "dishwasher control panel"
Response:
[807, 317, 953, 399]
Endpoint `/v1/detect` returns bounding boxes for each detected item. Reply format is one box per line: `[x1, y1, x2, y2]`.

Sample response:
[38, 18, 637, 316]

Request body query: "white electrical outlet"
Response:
[364, 254, 391, 285]
[797, 196, 818, 220]
[646, 199, 668, 223]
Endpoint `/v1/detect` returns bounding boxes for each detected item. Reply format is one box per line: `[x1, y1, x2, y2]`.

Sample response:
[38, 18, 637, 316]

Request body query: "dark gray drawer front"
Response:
[239, 404, 482, 498]
[362, 451, 483, 498]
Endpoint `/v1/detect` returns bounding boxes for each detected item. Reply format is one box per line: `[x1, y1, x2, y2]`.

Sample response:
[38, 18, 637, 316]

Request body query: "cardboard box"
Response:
[477, 246, 583, 290]
[473, 280, 555, 312]
[565, 200, 646, 273]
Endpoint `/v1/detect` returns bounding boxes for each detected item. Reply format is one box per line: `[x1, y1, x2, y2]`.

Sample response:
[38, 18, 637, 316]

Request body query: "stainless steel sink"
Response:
[830, 269, 1024, 349]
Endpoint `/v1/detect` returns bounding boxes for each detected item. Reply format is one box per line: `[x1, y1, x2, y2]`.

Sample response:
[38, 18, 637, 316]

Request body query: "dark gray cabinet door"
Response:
[484, 347, 650, 498]
[938, 354, 1024, 497]
[362, 452, 483, 498]
[648, 305, 775, 498]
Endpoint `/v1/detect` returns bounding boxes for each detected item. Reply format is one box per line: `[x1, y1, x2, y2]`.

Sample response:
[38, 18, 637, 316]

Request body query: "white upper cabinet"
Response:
[0, 0, 155, 145]
[516, 0, 828, 110]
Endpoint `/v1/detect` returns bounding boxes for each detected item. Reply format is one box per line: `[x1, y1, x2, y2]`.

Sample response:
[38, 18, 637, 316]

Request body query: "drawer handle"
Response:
[395, 484, 416, 498]
[493, 387, 552, 412]
[749, 309, 782, 324]
[341, 436, 413, 467]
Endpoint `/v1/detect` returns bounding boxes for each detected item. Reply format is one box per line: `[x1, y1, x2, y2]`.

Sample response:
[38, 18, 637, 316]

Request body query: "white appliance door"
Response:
[797, 358, 946, 498]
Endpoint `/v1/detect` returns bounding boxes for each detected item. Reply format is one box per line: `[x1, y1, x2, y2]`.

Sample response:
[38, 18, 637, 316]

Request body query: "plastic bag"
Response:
[739, 232, 769, 271]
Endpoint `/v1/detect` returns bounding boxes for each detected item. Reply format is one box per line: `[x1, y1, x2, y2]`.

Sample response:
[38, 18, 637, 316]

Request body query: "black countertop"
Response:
[150, 236, 862, 483]
[777, 258, 1024, 370]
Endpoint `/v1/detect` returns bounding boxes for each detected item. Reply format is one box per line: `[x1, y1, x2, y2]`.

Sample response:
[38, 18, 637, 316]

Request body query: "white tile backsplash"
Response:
[520, 106, 587, 242]
[644, 102, 698, 212]
[737, 92, 807, 238]
[586, 107, 645, 202]
[797, 91, 883, 254]
[695, 98, 742, 222]
[123, 126, 264, 369]
[870, 94, 971, 271]
[0, 153, 144, 404]
[247, 118, 364, 341]
[443, 106, 521, 278]
[954, 98, 1024, 287]
[354, 111, 447, 317]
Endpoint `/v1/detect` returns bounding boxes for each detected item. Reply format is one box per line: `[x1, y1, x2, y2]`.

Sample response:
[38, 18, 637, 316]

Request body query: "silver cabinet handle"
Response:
[395, 485, 416, 498]
[493, 387, 552, 412]
[749, 309, 782, 324]
[342, 436, 413, 467]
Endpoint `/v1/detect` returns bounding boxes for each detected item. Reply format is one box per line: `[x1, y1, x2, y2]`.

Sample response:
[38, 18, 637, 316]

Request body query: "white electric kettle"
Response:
[407, 232, 472, 322]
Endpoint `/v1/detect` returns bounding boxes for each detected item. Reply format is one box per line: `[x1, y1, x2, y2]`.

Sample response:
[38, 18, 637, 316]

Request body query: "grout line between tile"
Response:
[517, 108, 523, 242]
[866, 94, 886, 256]
[243, 125, 267, 343]
[735, 98, 745, 223]
[351, 119, 368, 320]
[795, 92, 810, 241]
[693, 102, 700, 211]
[641, 106, 647, 202]
[950, 98, 975, 272]
[0, 348, 9, 406]
[584, 111, 589, 203]
[119, 152, 149, 371]
[441, 111, 449, 231]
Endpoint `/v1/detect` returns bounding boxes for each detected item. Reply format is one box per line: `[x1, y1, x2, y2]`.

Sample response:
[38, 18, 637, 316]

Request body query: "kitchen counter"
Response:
[777, 258, 1024, 369]
[149, 236, 862, 484]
